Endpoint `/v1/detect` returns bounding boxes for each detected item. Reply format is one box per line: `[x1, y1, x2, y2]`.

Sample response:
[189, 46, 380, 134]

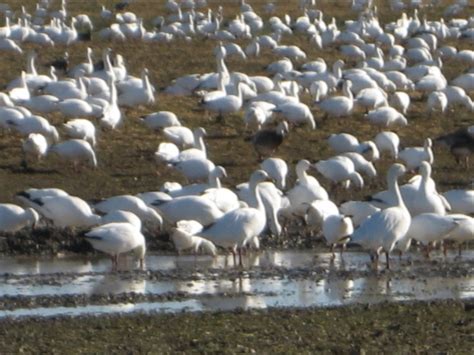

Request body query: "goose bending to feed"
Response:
[0, 204, 40, 233]
[26, 195, 101, 229]
[63, 119, 97, 147]
[170, 220, 217, 255]
[405, 213, 460, 258]
[251, 121, 289, 160]
[314, 156, 364, 189]
[375, 131, 400, 159]
[366, 106, 407, 128]
[85, 222, 146, 270]
[350, 164, 411, 269]
[194, 170, 270, 266]
[48, 139, 97, 170]
[272, 102, 316, 129]
[322, 214, 354, 258]
[260, 157, 288, 190]
[101, 210, 142, 231]
[22, 133, 48, 168]
[150, 195, 224, 227]
[442, 190, 474, 214]
[444, 215, 474, 256]
[398, 138, 433, 171]
[94, 195, 163, 227]
[140, 111, 181, 130]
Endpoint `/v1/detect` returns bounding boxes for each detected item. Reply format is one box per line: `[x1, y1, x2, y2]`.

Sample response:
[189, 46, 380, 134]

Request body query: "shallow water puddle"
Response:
[0, 276, 473, 319]
[0, 249, 472, 318]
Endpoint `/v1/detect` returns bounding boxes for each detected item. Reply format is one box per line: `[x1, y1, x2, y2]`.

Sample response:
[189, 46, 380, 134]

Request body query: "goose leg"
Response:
[385, 251, 390, 270]
[330, 244, 335, 259]
[231, 249, 237, 266]
[139, 257, 144, 270]
[238, 248, 243, 267]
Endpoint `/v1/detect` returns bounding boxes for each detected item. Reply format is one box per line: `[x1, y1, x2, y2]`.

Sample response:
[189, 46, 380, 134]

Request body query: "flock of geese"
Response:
[0, 0, 473, 270]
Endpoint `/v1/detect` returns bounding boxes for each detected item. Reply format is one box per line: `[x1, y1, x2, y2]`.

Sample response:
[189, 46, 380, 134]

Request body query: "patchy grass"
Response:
[0, 300, 473, 353]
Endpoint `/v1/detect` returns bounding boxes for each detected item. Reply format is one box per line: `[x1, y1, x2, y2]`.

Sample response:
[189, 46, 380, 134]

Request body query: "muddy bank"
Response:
[0, 300, 472, 353]
[0, 225, 324, 256]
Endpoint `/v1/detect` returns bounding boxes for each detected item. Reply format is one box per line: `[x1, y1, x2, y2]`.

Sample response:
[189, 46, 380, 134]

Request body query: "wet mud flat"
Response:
[0, 300, 473, 353]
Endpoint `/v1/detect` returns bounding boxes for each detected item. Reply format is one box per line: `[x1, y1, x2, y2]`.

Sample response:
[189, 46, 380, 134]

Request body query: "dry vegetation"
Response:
[0, 0, 472, 208]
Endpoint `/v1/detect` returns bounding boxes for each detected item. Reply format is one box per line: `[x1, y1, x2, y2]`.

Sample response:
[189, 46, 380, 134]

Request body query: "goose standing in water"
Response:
[85, 222, 146, 270]
[193, 170, 270, 266]
[350, 164, 411, 269]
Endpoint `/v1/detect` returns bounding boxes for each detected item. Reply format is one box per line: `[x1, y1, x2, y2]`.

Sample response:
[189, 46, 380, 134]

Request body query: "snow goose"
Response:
[406, 213, 460, 257]
[339, 200, 380, 228]
[286, 159, 329, 217]
[63, 119, 96, 147]
[21, 95, 59, 114]
[375, 131, 400, 159]
[427, 91, 448, 115]
[195, 170, 270, 266]
[0, 38, 22, 54]
[260, 157, 288, 190]
[151, 195, 223, 227]
[6, 115, 59, 144]
[410, 162, 448, 216]
[48, 139, 97, 170]
[315, 80, 354, 118]
[355, 87, 388, 112]
[444, 215, 474, 256]
[323, 214, 354, 257]
[442, 190, 474, 215]
[266, 57, 293, 75]
[451, 73, 474, 93]
[0, 204, 40, 233]
[27, 195, 101, 229]
[441, 86, 473, 111]
[251, 121, 289, 160]
[140, 111, 181, 131]
[85, 222, 146, 270]
[272, 102, 315, 129]
[244, 101, 275, 130]
[8, 71, 30, 103]
[314, 156, 364, 189]
[95, 195, 163, 228]
[57, 94, 100, 118]
[398, 138, 433, 171]
[22, 133, 48, 168]
[101, 210, 142, 231]
[366, 105, 407, 128]
[171, 157, 216, 183]
[389, 91, 410, 115]
[341, 152, 377, 178]
[163, 126, 194, 148]
[100, 79, 121, 130]
[117, 68, 155, 107]
[170, 220, 217, 255]
[350, 163, 411, 269]
[200, 82, 244, 120]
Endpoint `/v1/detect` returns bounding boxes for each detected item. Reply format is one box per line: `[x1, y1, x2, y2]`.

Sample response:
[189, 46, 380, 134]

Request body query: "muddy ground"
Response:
[0, 300, 472, 353]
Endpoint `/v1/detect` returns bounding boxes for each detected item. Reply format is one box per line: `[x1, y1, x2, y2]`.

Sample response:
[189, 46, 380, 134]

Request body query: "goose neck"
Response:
[249, 180, 265, 215]
[388, 171, 405, 208]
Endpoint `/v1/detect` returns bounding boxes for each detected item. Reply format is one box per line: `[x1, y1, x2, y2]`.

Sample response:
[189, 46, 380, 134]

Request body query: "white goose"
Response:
[140, 111, 181, 130]
[151, 195, 224, 227]
[85, 222, 146, 269]
[170, 220, 217, 255]
[442, 190, 474, 215]
[366, 105, 408, 128]
[314, 156, 364, 189]
[22, 133, 48, 166]
[100, 78, 121, 130]
[322, 214, 354, 257]
[398, 138, 433, 170]
[0, 204, 40, 233]
[63, 119, 97, 147]
[195, 170, 270, 265]
[201, 82, 244, 119]
[375, 131, 400, 159]
[48, 139, 97, 170]
[27, 195, 101, 229]
[350, 164, 411, 269]
[315, 80, 354, 118]
[94, 195, 163, 227]
[286, 159, 329, 217]
[260, 157, 288, 190]
[117, 68, 155, 107]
